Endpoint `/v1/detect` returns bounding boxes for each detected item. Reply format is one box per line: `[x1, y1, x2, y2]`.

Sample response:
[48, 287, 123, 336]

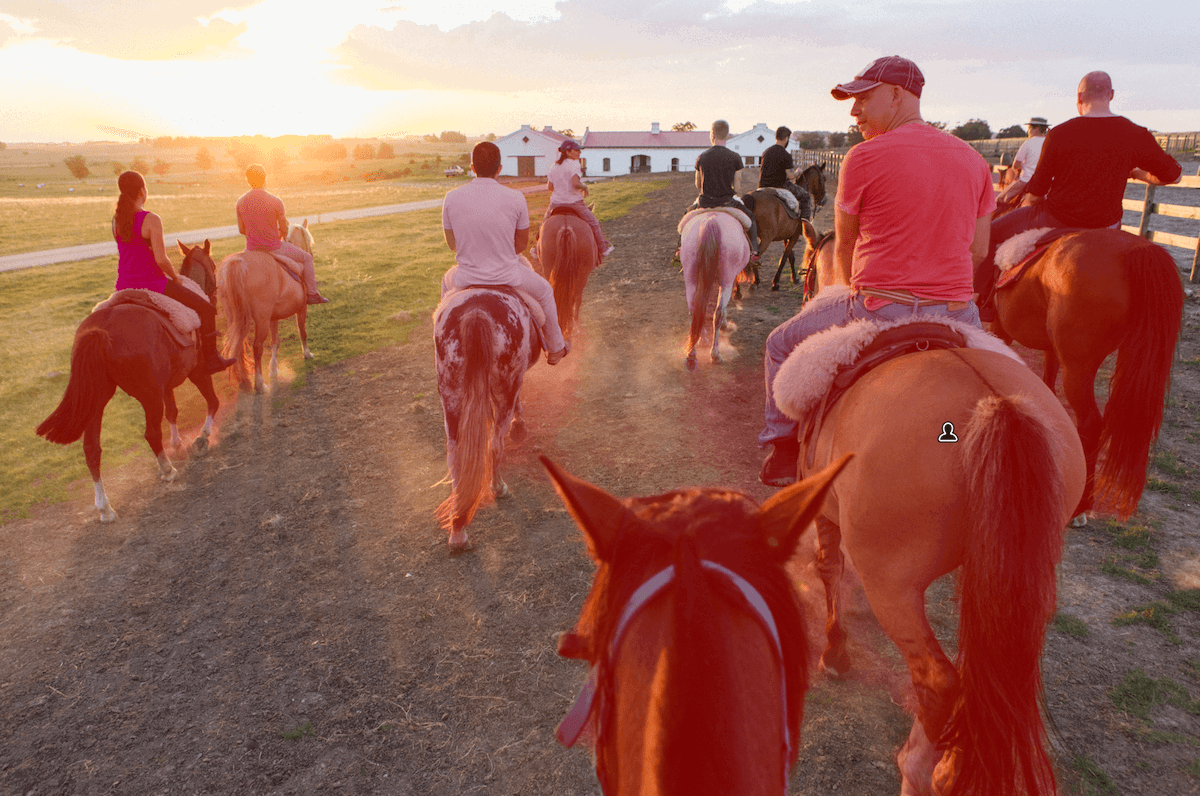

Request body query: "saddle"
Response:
[244, 249, 305, 284]
[994, 227, 1085, 290]
[92, 277, 205, 349]
[750, 187, 802, 219]
[546, 204, 593, 223]
[438, 264, 548, 329]
[678, 205, 752, 234]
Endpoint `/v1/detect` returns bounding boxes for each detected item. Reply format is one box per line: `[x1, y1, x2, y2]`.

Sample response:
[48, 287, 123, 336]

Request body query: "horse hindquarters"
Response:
[1096, 243, 1184, 518]
[685, 219, 721, 364]
[939, 395, 1068, 796]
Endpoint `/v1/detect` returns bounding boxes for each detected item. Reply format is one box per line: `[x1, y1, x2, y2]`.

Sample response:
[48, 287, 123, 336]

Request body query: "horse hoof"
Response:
[819, 651, 851, 677]
[1071, 513, 1088, 528]
[99, 508, 118, 523]
[686, 356, 698, 373]
[190, 436, 209, 455]
[161, 467, 178, 483]
[494, 481, 511, 499]
[510, 420, 527, 443]
[303, 348, 314, 361]
[448, 531, 473, 554]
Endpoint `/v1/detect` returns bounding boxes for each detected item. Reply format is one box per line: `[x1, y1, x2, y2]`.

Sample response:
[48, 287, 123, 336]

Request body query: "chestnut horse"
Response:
[991, 228, 1183, 519]
[799, 221, 840, 301]
[434, 288, 541, 552]
[787, 342, 1086, 795]
[547, 454, 850, 796]
[746, 163, 827, 290]
[36, 241, 222, 522]
[218, 220, 315, 392]
[680, 211, 751, 371]
[537, 209, 599, 339]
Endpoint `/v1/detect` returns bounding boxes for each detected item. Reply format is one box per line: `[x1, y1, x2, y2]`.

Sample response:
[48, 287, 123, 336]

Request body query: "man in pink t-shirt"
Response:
[236, 164, 328, 304]
[759, 55, 994, 486]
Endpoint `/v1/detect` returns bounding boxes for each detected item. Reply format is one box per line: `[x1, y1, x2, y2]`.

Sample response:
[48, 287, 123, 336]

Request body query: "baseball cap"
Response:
[831, 56, 925, 100]
[558, 140, 581, 152]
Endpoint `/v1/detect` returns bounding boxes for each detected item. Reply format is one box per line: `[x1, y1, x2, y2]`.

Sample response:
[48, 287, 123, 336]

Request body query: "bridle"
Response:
[557, 560, 792, 793]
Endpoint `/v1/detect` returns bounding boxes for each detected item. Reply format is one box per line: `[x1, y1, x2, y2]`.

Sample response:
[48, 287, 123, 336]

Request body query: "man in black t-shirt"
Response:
[758, 126, 811, 209]
[685, 119, 760, 262]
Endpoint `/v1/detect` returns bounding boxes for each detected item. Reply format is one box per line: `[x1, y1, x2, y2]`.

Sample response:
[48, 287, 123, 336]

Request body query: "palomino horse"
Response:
[680, 211, 751, 371]
[218, 220, 315, 392]
[547, 454, 850, 796]
[36, 241, 222, 522]
[537, 208, 599, 339]
[783, 334, 1086, 795]
[991, 228, 1183, 519]
[747, 163, 828, 290]
[434, 288, 541, 552]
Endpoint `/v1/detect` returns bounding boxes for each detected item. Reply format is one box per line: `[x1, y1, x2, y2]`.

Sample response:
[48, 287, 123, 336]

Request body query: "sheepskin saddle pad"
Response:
[93, 275, 205, 347]
[772, 290, 1022, 427]
[994, 226, 1085, 289]
[677, 205, 752, 234]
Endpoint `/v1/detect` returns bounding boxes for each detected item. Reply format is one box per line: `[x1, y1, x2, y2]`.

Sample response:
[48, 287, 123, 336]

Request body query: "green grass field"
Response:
[0, 176, 666, 521]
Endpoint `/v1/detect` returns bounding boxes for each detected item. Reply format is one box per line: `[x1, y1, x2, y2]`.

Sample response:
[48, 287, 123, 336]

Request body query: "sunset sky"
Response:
[2, 0, 1197, 144]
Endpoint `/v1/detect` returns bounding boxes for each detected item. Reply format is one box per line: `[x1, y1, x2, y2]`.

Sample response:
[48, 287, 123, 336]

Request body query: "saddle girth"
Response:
[802, 323, 967, 469]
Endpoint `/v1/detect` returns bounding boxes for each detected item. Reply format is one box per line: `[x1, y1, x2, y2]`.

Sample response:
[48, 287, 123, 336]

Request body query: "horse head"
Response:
[177, 239, 218, 299]
[544, 454, 851, 790]
[288, 218, 315, 256]
[797, 164, 827, 208]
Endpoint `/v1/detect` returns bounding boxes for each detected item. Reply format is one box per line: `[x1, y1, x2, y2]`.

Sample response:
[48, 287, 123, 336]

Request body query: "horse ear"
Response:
[540, 455, 631, 563]
[758, 453, 852, 559]
[203, 238, 211, 254]
[303, 218, 309, 229]
[801, 219, 817, 247]
[177, 240, 190, 256]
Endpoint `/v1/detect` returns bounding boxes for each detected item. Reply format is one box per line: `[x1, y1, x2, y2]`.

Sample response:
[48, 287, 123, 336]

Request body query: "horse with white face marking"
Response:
[434, 287, 541, 552]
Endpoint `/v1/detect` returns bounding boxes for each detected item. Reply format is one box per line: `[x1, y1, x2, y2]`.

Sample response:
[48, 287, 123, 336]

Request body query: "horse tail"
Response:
[687, 218, 721, 353]
[436, 310, 497, 534]
[944, 394, 1063, 796]
[549, 220, 587, 337]
[218, 255, 252, 382]
[1097, 241, 1184, 518]
[36, 327, 115, 445]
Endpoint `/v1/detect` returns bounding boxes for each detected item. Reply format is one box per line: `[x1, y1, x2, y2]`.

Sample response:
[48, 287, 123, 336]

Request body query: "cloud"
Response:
[1, 0, 252, 60]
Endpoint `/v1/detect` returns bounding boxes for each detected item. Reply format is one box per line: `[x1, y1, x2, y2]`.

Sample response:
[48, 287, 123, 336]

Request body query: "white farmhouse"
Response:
[494, 125, 571, 178]
[579, 123, 711, 176]
[726, 123, 800, 166]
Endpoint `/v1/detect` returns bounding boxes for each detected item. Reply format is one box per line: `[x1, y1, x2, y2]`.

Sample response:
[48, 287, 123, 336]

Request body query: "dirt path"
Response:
[2, 173, 1199, 795]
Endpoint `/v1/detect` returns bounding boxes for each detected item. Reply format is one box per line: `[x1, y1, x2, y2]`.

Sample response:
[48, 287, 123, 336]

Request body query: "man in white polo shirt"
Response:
[442, 142, 569, 364]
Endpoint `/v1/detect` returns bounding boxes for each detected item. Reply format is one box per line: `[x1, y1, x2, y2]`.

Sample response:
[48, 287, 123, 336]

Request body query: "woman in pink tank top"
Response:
[112, 171, 236, 374]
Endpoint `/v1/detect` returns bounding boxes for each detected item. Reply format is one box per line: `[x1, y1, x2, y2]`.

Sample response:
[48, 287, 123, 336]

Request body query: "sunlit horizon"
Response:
[2, 0, 1198, 144]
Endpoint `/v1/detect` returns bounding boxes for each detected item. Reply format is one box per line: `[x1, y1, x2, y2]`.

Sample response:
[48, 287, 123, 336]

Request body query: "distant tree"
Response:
[268, 147, 289, 173]
[440, 131, 467, 143]
[997, 124, 1025, 138]
[377, 142, 395, 159]
[0, 142, 6, 150]
[424, 134, 440, 143]
[111, 162, 125, 176]
[300, 140, 347, 162]
[796, 131, 826, 150]
[927, 121, 948, 131]
[353, 143, 376, 160]
[558, 129, 575, 139]
[63, 155, 90, 180]
[484, 133, 497, 142]
[847, 126, 865, 146]
[672, 121, 697, 132]
[436, 155, 442, 165]
[152, 159, 171, 176]
[131, 157, 150, 175]
[951, 119, 992, 141]
[228, 139, 263, 169]
[196, 147, 214, 172]
[827, 131, 847, 149]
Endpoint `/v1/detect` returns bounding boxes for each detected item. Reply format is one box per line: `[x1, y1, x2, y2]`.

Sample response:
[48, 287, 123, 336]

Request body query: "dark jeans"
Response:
[163, 280, 217, 336]
[686, 196, 760, 254]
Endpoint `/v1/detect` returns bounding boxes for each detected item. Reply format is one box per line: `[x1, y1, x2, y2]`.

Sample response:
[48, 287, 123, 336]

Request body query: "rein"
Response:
[558, 560, 792, 792]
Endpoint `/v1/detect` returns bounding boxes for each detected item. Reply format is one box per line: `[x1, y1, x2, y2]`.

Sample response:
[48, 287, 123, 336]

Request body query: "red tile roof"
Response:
[581, 130, 711, 148]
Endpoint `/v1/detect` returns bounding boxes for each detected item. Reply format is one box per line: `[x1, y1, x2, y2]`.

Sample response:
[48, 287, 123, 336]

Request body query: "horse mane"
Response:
[581, 489, 809, 774]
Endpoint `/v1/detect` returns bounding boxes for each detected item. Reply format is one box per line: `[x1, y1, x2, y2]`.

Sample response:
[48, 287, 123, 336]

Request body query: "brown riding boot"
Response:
[202, 332, 238, 375]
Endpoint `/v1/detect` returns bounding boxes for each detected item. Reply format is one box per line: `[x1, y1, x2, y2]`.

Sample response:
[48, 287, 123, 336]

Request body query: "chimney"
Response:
[651, 122, 660, 134]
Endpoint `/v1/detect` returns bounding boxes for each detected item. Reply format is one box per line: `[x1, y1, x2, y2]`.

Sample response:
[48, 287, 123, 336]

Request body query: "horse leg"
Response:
[268, 319, 283, 387]
[814, 516, 852, 675]
[1063, 361, 1104, 518]
[188, 372, 220, 453]
[165, 388, 182, 451]
[509, 395, 527, 443]
[1042, 348, 1061, 391]
[858, 573, 959, 796]
[82, 405, 118, 522]
[492, 417, 510, 500]
[684, 277, 699, 371]
[131, 386, 178, 482]
[772, 255, 787, 291]
[250, 314, 268, 393]
[711, 286, 730, 363]
[298, 306, 313, 360]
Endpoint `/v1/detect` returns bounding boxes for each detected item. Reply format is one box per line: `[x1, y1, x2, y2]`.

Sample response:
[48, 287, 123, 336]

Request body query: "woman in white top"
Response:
[546, 140, 614, 258]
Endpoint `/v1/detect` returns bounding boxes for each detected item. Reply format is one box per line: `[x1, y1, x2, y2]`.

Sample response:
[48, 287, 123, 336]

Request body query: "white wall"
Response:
[581, 147, 709, 176]
[494, 125, 562, 178]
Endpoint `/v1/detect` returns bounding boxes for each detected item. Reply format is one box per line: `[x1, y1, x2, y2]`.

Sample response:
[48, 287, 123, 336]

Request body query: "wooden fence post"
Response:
[1138, 184, 1157, 239]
